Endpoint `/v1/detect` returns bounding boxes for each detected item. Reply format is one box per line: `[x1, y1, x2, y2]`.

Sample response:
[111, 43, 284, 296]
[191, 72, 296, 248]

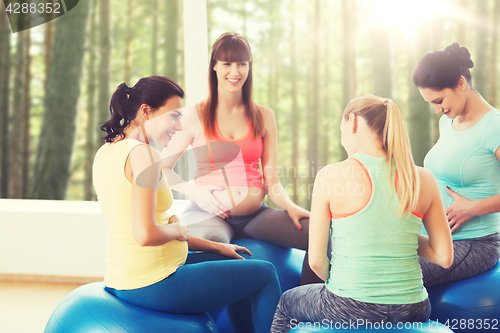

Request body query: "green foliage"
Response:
[3, 0, 500, 202]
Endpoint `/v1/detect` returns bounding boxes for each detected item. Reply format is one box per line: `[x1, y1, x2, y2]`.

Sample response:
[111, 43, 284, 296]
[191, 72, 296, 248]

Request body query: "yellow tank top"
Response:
[93, 139, 187, 290]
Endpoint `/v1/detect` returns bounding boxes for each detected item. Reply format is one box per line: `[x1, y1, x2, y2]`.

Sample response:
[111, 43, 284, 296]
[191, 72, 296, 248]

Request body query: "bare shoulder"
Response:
[318, 159, 371, 213]
[181, 103, 203, 135]
[256, 104, 275, 120]
[325, 159, 363, 176]
[256, 103, 274, 114]
[255, 104, 276, 138]
[315, 159, 354, 184]
[183, 103, 202, 122]
[416, 166, 438, 188]
[129, 143, 162, 179]
[130, 143, 162, 162]
[416, 166, 440, 203]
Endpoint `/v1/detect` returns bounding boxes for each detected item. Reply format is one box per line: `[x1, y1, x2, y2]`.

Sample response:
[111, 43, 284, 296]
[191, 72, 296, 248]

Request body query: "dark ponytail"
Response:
[101, 83, 133, 143]
[101, 76, 184, 143]
[413, 42, 474, 90]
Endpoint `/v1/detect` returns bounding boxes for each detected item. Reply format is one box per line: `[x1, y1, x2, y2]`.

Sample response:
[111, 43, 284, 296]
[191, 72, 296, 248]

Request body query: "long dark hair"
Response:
[413, 43, 474, 90]
[202, 32, 264, 139]
[101, 76, 184, 143]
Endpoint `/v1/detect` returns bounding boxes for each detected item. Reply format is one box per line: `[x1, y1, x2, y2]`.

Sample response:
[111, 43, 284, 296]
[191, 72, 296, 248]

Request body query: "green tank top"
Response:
[325, 153, 428, 304]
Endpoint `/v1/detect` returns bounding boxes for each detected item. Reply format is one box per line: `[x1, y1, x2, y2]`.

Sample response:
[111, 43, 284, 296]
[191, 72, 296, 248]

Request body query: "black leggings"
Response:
[419, 232, 500, 287]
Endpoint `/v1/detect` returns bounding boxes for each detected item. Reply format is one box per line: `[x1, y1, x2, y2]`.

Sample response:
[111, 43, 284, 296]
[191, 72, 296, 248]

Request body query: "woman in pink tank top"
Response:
[163, 33, 322, 284]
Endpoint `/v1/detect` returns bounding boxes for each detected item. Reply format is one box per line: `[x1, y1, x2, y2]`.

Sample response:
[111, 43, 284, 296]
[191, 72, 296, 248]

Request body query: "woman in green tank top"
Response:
[270, 95, 453, 332]
[413, 43, 500, 286]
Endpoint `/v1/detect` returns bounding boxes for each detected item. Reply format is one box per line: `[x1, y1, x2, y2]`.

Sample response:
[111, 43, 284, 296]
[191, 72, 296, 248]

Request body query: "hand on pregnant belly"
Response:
[446, 186, 477, 233]
[191, 185, 264, 217]
[190, 186, 232, 218]
[211, 186, 264, 216]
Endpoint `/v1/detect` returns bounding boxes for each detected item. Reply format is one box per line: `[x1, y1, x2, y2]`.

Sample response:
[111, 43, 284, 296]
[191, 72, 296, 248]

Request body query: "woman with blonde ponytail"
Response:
[271, 95, 453, 333]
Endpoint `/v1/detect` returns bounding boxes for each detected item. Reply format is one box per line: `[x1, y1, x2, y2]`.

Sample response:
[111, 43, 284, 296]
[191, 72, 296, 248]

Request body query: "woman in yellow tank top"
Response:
[93, 76, 281, 332]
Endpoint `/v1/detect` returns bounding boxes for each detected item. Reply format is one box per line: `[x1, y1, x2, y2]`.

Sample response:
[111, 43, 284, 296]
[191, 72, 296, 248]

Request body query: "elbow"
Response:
[442, 260, 453, 269]
[309, 261, 321, 274]
[434, 248, 453, 269]
[440, 251, 454, 269]
[308, 257, 326, 274]
[438, 258, 453, 269]
[309, 261, 328, 282]
[133, 229, 152, 247]
[135, 235, 149, 247]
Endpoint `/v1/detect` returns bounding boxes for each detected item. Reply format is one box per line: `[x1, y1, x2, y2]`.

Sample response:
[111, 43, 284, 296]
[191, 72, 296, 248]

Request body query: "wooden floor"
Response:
[0, 281, 82, 333]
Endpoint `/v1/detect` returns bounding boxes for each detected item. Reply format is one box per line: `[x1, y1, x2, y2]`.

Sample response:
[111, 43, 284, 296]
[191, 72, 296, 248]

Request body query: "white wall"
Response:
[0, 1, 210, 280]
[183, 0, 209, 106]
[0, 199, 188, 278]
[0, 199, 106, 277]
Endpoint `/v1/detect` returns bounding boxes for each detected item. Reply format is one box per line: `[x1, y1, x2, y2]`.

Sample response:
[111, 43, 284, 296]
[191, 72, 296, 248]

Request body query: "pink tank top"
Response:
[193, 120, 265, 188]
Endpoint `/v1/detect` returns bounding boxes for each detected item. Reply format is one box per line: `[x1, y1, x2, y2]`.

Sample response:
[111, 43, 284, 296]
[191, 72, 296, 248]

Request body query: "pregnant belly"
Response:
[212, 186, 265, 215]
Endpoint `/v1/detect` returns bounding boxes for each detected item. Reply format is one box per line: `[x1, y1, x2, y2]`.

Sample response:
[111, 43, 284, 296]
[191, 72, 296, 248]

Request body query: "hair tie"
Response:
[384, 99, 389, 106]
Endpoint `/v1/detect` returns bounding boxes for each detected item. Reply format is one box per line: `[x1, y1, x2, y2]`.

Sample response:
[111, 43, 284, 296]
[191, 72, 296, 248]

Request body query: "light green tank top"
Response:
[325, 153, 428, 304]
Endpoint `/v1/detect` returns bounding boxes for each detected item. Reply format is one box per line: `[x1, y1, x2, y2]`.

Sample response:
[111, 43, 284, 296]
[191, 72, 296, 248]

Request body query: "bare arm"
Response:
[129, 145, 189, 246]
[260, 106, 309, 229]
[308, 167, 332, 281]
[418, 168, 453, 268]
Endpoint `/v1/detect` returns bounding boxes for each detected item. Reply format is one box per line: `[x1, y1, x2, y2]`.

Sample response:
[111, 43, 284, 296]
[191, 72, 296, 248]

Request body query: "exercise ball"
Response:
[44, 282, 218, 333]
[426, 261, 500, 333]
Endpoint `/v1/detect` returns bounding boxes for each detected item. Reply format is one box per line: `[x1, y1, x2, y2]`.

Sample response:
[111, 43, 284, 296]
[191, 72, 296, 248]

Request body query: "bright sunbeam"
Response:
[369, 0, 455, 39]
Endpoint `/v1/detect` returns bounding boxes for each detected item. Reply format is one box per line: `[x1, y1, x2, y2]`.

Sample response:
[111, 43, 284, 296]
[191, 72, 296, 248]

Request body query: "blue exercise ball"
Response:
[426, 261, 500, 333]
[44, 282, 218, 333]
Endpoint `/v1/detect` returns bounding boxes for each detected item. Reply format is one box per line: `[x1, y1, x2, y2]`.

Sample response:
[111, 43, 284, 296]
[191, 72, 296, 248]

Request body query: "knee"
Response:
[189, 226, 232, 243]
[206, 232, 231, 244]
[255, 260, 279, 285]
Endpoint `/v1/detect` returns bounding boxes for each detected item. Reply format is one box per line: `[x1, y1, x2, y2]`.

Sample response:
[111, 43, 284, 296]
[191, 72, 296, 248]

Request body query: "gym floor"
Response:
[0, 281, 81, 333]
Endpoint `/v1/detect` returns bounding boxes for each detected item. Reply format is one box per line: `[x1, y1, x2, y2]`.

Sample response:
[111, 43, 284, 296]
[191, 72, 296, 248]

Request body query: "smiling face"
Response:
[143, 96, 183, 147]
[213, 60, 250, 94]
[418, 76, 468, 118]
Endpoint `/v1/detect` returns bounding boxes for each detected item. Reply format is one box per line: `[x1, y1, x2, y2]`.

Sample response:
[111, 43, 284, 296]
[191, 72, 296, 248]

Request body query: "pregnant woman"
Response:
[93, 76, 281, 332]
[413, 43, 500, 286]
[162, 33, 321, 284]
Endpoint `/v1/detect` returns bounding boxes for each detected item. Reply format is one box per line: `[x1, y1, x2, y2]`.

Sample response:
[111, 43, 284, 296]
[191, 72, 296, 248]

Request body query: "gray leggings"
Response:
[271, 284, 431, 333]
[419, 232, 500, 287]
[181, 201, 323, 284]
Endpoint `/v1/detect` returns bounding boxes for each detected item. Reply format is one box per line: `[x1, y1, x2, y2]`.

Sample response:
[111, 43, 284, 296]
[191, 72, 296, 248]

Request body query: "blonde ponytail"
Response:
[343, 95, 420, 215]
[383, 99, 420, 215]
